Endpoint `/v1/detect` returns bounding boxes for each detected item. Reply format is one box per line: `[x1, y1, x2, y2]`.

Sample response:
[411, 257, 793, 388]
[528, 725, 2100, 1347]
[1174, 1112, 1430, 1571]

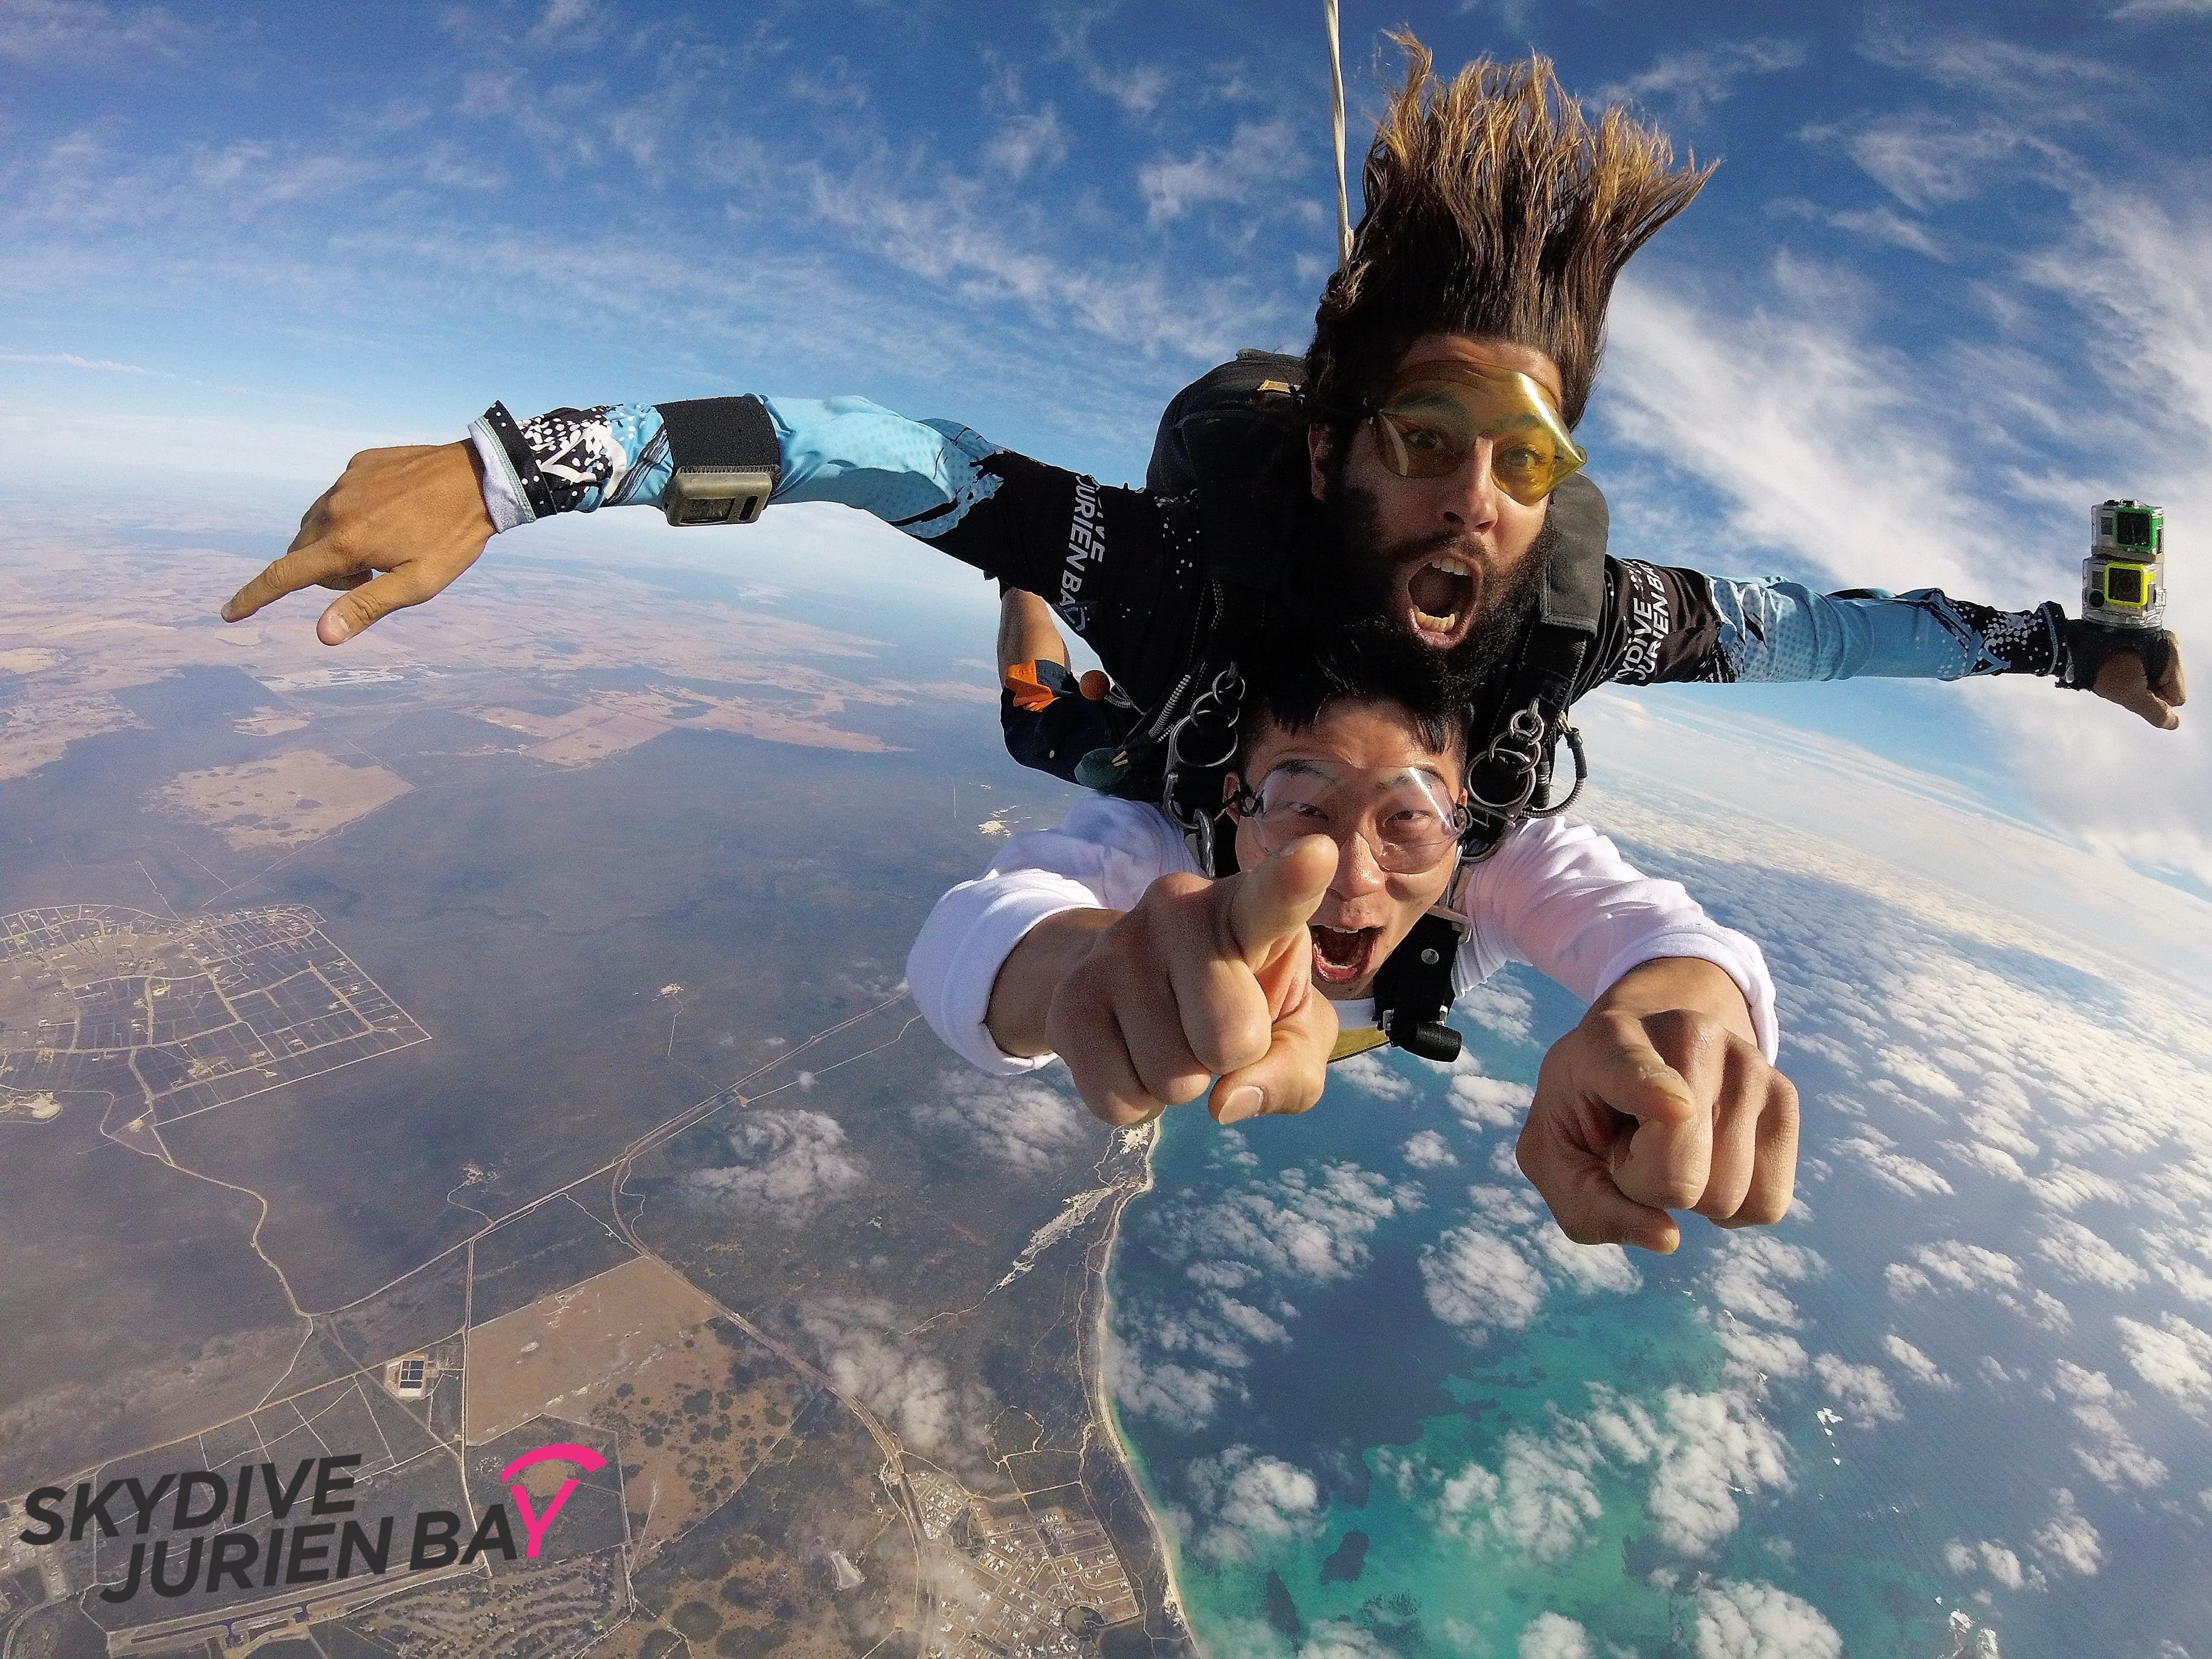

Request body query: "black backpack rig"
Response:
[1058, 350, 1610, 1064]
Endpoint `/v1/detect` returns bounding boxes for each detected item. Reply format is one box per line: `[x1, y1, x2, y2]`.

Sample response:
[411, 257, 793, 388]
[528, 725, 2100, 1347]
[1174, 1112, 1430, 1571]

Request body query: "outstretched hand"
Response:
[1518, 961, 1799, 1254]
[2094, 630, 2187, 730]
[221, 441, 494, 645]
[1000, 837, 1342, 1128]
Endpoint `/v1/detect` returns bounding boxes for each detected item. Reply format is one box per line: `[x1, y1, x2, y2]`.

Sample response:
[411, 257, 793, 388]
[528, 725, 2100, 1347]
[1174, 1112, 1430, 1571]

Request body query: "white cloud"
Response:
[1692, 1579, 1843, 1659]
[1604, 264, 1994, 598]
[1398, 1382, 1787, 1566]
[1883, 1334, 1957, 1391]
[985, 107, 1069, 179]
[1449, 1072, 1535, 1130]
[0, 0, 188, 64]
[1832, 1130, 1954, 1198]
[1814, 111, 2065, 212]
[2055, 1361, 2170, 1489]
[1403, 1129, 1458, 1169]
[2034, 1217, 2146, 1290]
[0, 349, 166, 375]
[1041, 8, 1171, 119]
[913, 1070, 1095, 1172]
[1335, 1051, 1415, 1101]
[1161, 1161, 1418, 1285]
[1601, 183, 2212, 883]
[800, 152, 1285, 364]
[1597, 39, 1806, 122]
[1706, 1234, 1823, 1329]
[1885, 1240, 2070, 1329]
[1648, 1390, 1794, 1556]
[1824, 204, 1949, 259]
[1712, 1319, 1808, 1386]
[1490, 1430, 1606, 1564]
[1811, 1353, 1903, 1428]
[2030, 1487, 2103, 1575]
[1139, 119, 1303, 224]
[1114, 1159, 1417, 1432]
[1299, 1623, 1396, 1659]
[1943, 1537, 2037, 1592]
[2114, 1312, 2212, 1416]
[1528, 1225, 1642, 1294]
[1426, 1425, 1610, 1568]
[1861, 23, 2121, 112]
[682, 1107, 866, 1221]
[1108, 1347, 1244, 1432]
[798, 1298, 990, 1460]
[1185, 1444, 1324, 1566]
[1455, 976, 1535, 1044]
[1518, 1612, 1593, 1659]
[2143, 1227, 2212, 1304]
[1421, 1225, 1547, 1339]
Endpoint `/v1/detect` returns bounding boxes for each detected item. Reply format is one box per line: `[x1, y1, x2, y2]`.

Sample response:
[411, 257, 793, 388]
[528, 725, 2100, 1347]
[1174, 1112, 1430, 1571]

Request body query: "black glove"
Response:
[2056, 606, 2176, 691]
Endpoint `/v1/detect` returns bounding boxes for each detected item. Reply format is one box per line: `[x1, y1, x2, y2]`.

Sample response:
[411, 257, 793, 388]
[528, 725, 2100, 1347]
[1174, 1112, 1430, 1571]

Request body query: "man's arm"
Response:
[1585, 558, 2186, 729]
[1464, 815, 1797, 1252]
[225, 397, 1204, 707]
[1519, 957, 1798, 1255]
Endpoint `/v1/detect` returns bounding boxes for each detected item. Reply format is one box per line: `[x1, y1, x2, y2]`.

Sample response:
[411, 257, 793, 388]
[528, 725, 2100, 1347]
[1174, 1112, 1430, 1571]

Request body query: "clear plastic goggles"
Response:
[1228, 761, 1470, 874]
[1368, 364, 1587, 506]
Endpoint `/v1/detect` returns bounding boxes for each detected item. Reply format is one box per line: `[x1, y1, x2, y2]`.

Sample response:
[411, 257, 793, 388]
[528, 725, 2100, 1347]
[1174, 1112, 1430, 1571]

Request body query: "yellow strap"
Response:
[1330, 1027, 1389, 1063]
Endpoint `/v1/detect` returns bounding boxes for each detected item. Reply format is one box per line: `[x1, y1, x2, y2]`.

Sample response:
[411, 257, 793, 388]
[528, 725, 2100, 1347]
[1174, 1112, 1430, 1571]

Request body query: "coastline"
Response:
[1078, 1117, 1200, 1658]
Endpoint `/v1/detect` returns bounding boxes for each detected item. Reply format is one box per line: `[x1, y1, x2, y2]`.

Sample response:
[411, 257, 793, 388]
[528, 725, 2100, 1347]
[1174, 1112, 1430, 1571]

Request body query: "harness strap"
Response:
[1370, 910, 1466, 1063]
[1461, 625, 1591, 857]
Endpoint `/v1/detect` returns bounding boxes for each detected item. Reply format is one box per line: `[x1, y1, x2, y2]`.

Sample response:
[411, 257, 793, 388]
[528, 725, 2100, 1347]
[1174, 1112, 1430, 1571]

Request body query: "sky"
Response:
[4, 0, 2211, 885]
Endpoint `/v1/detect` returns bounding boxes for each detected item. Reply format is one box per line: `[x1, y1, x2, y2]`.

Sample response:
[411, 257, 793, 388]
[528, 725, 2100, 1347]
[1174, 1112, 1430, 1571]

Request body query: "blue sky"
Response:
[4, 0, 2210, 883]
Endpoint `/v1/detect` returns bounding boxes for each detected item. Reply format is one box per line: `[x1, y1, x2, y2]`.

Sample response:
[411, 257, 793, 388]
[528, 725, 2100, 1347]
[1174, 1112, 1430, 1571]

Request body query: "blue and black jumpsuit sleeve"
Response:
[471, 397, 2074, 728]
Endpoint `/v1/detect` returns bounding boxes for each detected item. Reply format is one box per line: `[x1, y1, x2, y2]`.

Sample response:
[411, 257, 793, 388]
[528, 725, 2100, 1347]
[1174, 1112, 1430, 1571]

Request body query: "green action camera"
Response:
[2083, 499, 2165, 631]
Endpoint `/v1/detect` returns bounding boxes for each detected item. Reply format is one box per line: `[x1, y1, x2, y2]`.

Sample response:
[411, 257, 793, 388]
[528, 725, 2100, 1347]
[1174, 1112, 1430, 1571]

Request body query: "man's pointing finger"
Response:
[223, 541, 363, 625]
[1222, 835, 1336, 966]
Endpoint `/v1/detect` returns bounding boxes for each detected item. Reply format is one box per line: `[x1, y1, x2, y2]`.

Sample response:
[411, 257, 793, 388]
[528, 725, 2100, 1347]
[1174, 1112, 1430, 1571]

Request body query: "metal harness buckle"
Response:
[1458, 702, 1587, 861]
[1161, 663, 1245, 874]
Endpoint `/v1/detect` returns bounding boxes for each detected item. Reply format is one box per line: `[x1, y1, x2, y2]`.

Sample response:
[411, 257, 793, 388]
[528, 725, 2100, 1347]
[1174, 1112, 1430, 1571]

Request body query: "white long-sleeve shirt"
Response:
[906, 797, 1778, 1076]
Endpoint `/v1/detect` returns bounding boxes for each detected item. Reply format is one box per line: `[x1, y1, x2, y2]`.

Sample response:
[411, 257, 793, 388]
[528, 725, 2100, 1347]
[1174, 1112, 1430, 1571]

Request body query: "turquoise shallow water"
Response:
[1102, 939, 2212, 1659]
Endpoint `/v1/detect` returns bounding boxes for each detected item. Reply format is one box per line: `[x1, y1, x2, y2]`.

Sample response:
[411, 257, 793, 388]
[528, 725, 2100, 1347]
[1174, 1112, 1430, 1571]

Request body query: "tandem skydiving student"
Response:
[220, 42, 2184, 793]
[907, 629, 1797, 1257]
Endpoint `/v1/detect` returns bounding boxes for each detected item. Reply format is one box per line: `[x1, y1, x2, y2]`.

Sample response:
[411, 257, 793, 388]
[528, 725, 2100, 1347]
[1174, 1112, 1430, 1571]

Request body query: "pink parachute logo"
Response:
[500, 1442, 608, 1559]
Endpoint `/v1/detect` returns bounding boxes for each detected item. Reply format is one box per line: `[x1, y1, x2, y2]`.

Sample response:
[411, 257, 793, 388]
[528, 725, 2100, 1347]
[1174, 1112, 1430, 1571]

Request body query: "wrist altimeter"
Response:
[657, 396, 783, 526]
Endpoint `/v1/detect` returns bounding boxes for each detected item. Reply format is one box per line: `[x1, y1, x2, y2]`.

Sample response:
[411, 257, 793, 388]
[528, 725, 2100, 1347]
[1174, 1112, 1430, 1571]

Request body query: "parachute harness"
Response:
[1161, 662, 1247, 877]
[1459, 702, 1587, 861]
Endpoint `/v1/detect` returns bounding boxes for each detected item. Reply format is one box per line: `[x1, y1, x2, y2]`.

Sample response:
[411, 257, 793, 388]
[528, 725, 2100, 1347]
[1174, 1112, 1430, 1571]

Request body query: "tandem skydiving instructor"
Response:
[220, 38, 2183, 1246]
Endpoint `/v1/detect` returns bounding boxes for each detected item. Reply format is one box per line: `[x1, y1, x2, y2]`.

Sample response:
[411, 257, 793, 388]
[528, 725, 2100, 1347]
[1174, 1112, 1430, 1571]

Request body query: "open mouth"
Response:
[1401, 557, 1479, 649]
[1311, 923, 1381, 987]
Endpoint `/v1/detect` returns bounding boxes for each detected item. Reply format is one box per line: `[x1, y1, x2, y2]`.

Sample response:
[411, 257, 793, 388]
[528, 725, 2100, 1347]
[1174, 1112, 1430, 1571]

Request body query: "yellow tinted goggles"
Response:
[1368, 366, 1587, 506]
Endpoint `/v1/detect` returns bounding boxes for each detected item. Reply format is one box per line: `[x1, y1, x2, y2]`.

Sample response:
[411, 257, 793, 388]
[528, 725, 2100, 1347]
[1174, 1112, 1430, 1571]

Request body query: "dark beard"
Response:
[1314, 478, 1555, 698]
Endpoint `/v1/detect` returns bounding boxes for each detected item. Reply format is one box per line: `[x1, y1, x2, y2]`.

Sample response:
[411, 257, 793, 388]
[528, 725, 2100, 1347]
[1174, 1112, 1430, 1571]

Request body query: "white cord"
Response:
[1326, 0, 1353, 271]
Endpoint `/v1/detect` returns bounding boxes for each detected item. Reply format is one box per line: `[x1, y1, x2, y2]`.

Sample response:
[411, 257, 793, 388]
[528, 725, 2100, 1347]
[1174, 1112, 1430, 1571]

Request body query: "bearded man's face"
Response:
[1318, 475, 1555, 702]
[1307, 332, 1565, 667]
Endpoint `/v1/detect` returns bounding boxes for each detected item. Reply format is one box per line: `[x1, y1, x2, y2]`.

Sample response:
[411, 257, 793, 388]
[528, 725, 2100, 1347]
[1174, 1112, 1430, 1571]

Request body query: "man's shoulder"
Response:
[1052, 795, 1197, 871]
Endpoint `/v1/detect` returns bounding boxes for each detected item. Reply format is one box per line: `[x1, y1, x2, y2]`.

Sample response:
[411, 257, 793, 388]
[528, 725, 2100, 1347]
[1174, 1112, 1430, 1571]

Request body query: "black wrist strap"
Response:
[481, 401, 555, 521]
[655, 396, 782, 483]
[2058, 613, 2174, 691]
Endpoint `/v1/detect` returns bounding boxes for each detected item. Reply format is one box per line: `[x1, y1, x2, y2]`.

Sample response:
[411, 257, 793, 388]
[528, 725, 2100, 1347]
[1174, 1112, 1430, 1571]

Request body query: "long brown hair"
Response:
[1307, 36, 1714, 433]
